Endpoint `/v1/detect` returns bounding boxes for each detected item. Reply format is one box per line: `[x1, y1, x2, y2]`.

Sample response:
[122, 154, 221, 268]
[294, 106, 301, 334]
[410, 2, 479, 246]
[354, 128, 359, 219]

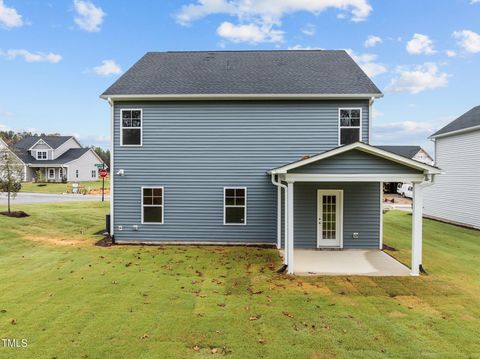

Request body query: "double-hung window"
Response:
[224, 187, 246, 225]
[91, 170, 97, 178]
[48, 168, 55, 180]
[37, 151, 47, 160]
[339, 108, 362, 145]
[142, 187, 164, 224]
[121, 109, 142, 146]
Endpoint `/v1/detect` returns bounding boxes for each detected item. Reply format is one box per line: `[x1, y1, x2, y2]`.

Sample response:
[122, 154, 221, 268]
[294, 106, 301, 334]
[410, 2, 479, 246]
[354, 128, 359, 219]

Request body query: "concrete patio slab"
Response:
[282, 249, 411, 276]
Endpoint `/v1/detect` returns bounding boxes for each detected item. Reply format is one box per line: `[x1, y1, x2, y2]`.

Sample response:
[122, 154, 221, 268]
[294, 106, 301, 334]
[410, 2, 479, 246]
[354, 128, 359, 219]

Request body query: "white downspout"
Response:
[271, 174, 288, 264]
[108, 97, 114, 237]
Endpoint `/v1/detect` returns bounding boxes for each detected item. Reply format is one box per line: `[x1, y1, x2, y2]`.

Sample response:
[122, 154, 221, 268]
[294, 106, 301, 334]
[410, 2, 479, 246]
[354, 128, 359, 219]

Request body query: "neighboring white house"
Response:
[6, 135, 105, 182]
[424, 106, 480, 230]
[377, 146, 434, 194]
[377, 146, 434, 165]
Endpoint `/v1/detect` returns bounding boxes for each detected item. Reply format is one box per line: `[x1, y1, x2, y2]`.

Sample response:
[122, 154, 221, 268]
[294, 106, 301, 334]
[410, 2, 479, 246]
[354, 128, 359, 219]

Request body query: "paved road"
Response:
[0, 192, 107, 204]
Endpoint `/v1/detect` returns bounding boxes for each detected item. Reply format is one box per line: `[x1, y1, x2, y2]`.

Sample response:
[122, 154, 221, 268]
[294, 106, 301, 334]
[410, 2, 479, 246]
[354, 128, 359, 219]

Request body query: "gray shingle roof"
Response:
[377, 145, 422, 159]
[431, 105, 480, 137]
[14, 136, 73, 150]
[101, 50, 382, 97]
[15, 148, 90, 165]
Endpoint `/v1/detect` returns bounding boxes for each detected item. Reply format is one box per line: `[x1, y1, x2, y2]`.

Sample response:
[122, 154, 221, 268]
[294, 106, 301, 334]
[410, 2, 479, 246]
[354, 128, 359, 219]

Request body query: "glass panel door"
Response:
[317, 190, 343, 247]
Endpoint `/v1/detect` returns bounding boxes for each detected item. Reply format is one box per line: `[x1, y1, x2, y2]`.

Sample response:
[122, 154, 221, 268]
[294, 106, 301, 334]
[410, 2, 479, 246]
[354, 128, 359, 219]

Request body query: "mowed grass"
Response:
[20, 180, 110, 194]
[0, 204, 479, 358]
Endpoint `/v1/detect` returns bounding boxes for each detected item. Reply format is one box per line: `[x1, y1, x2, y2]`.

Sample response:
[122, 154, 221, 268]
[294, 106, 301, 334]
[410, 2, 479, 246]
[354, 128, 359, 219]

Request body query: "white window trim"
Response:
[75, 169, 79, 178]
[223, 187, 247, 226]
[338, 108, 362, 146]
[36, 151, 48, 160]
[59, 168, 63, 178]
[47, 168, 55, 180]
[120, 108, 143, 147]
[91, 170, 97, 178]
[141, 186, 164, 225]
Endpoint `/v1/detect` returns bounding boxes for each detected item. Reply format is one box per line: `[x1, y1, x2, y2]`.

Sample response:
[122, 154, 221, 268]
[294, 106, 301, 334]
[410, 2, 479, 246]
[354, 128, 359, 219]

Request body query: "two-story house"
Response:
[101, 50, 440, 275]
[10, 135, 105, 182]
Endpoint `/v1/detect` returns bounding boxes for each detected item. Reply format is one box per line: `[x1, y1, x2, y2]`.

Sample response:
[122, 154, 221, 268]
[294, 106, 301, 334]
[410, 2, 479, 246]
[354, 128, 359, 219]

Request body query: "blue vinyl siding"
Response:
[112, 100, 370, 243]
[289, 149, 422, 174]
[293, 182, 381, 249]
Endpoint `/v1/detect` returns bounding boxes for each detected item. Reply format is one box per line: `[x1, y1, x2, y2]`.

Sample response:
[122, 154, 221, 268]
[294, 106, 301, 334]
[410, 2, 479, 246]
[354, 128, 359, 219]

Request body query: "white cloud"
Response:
[406, 33, 436, 55]
[1, 49, 62, 63]
[375, 120, 436, 134]
[0, 123, 9, 131]
[346, 49, 387, 78]
[92, 60, 122, 76]
[288, 45, 322, 50]
[73, 0, 105, 32]
[471, 0, 480, 4]
[364, 35, 382, 48]
[453, 30, 480, 53]
[385, 63, 448, 94]
[301, 23, 315, 36]
[446, 50, 457, 57]
[372, 108, 383, 119]
[0, 110, 13, 117]
[176, 0, 372, 43]
[217, 21, 283, 43]
[0, 0, 23, 29]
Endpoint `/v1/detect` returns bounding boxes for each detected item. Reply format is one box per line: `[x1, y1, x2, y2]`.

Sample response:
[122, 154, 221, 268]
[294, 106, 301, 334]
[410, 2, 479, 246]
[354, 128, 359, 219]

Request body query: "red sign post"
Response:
[99, 168, 108, 202]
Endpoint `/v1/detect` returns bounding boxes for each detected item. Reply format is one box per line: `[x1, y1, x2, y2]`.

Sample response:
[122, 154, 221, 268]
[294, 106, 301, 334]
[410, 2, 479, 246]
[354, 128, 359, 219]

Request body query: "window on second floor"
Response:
[339, 108, 361, 145]
[36, 151, 47, 160]
[121, 109, 142, 146]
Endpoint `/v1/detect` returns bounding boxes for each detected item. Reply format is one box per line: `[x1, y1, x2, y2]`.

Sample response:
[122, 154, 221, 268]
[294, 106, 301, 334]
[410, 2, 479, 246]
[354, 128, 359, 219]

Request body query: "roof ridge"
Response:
[158, 50, 344, 54]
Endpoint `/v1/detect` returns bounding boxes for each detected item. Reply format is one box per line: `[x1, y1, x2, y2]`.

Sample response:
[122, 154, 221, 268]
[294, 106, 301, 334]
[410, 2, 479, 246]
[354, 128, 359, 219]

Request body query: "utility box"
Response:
[106, 214, 111, 234]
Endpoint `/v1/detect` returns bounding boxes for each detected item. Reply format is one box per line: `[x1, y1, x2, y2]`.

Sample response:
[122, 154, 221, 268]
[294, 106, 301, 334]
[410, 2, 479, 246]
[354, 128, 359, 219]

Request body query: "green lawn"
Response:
[0, 204, 479, 358]
[20, 180, 110, 194]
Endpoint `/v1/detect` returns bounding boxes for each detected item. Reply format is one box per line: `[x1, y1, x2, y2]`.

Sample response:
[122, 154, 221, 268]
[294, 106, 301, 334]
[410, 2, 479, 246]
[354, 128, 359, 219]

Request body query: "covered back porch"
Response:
[269, 142, 441, 276]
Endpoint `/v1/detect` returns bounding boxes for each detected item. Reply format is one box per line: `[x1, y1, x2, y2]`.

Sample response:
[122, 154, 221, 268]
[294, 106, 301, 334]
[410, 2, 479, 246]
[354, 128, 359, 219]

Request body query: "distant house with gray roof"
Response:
[377, 145, 433, 194]
[377, 146, 433, 165]
[424, 106, 480, 229]
[6, 135, 105, 182]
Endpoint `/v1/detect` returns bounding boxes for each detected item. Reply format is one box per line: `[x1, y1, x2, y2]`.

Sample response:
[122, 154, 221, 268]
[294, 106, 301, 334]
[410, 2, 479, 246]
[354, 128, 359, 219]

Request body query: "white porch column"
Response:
[277, 186, 281, 249]
[286, 180, 295, 274]
[283, 186, 288, 265]
[411, 182, 423, 276]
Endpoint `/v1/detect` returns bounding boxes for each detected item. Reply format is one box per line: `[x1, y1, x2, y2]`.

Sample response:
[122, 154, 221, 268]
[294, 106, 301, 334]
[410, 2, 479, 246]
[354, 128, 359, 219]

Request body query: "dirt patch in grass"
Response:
[393, 295, 440, 315]
[17, 234, 90, 246]
[95, 236, 114, 247]
[382, 244, 398, 251]
[87, 188, 110, 196]
[389, 310, 407, 318]
[0, 211, 29, 218]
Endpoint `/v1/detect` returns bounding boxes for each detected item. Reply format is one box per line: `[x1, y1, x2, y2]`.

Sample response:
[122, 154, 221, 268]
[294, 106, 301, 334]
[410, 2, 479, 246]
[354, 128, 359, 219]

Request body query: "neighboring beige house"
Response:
[7, 136, 105, 182]
[424, 106, 480, 230]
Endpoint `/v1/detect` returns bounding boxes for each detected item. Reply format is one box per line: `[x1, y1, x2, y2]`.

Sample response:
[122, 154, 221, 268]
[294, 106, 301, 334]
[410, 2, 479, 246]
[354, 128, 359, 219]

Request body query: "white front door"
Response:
[317, 190, 343, 248]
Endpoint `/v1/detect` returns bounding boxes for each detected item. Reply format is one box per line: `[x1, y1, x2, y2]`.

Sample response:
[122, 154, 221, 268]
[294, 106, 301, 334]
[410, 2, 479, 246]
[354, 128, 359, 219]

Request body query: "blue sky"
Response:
[0, 0, 479, 153]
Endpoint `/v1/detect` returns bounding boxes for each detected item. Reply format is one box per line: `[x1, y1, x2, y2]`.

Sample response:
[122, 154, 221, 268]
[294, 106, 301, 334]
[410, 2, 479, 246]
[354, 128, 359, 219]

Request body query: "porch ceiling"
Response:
[282, 249, 411, 276]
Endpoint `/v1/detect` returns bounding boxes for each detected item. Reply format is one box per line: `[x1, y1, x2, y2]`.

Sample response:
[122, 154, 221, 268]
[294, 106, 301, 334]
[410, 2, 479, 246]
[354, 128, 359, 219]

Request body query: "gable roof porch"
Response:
[268, 142, 441, 276]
